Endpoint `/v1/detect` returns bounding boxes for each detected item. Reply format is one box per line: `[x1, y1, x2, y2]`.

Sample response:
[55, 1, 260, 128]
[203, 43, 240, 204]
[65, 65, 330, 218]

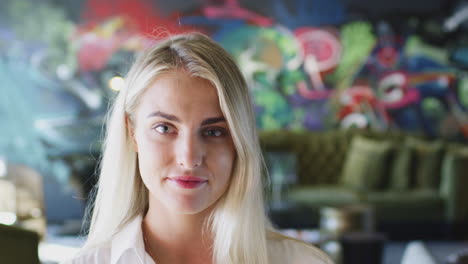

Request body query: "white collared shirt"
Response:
[65, 215, 333, 264]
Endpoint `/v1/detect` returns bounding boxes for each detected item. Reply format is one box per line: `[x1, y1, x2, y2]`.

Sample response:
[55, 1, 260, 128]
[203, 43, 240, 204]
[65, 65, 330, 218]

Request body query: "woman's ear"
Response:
[126, 115, 138, 152]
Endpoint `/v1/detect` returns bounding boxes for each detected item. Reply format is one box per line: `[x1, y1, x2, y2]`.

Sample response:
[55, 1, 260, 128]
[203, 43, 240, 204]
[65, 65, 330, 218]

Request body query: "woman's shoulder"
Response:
[61, 245, 111, 264]
[267, 232, 334, 264]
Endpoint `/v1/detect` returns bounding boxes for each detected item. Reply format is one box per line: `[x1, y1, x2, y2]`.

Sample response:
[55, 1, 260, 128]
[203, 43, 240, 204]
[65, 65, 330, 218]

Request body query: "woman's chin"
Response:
[166, 196, 212, 216]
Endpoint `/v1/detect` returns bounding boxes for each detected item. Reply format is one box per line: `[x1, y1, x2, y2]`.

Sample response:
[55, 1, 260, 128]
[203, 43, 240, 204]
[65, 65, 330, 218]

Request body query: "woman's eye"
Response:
[154, 124, 174, 134]
[204, 128, 226, 137]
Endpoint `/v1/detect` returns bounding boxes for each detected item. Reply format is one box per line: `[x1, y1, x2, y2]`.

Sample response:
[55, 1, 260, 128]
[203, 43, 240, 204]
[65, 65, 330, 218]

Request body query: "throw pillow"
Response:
[440, 144, 468, 220]
[340, 136, 394, 191]
[389, 143, 413, 191]
[407, 138, 444, 189]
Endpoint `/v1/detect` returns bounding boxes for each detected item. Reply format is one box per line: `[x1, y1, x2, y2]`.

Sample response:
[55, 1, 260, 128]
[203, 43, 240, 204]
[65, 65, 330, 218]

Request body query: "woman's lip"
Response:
[168, 176, 208, 189]
[169, 176, 207, 182]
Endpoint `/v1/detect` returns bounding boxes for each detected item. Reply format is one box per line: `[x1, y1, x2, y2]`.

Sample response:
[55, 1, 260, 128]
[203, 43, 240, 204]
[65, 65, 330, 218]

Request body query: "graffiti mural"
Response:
[1, 0, 468, 220]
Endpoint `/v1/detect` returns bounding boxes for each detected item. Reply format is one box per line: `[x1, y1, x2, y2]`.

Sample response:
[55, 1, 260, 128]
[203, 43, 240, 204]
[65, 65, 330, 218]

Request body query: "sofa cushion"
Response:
[288, 185, 362, 207]
[340, 136, 394, 190]
[389, 142, 413, 191]
[440, 144, 468, 221]
[367, 190, 445, 221]
[407, 138, 444, 190]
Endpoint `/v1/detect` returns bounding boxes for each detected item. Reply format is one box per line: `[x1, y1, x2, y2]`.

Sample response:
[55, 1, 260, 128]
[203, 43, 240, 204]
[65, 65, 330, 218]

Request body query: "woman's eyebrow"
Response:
[147, 111, 225, 125]
[201, 117, 226, 126]
[147, 111, 180, 122]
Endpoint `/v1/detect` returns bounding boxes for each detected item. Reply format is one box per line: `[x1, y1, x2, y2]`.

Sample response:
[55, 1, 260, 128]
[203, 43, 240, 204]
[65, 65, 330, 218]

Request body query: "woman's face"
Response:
[130, 70, 236, 215]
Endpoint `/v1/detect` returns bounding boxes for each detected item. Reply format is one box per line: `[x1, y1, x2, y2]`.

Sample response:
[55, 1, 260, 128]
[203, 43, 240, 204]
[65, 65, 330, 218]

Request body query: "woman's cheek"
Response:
[137, 134, 172, 177]
[211, 143, 235, 172]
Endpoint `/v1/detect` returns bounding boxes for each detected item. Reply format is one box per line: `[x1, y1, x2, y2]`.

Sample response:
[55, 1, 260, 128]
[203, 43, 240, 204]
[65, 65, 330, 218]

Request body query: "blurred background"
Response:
[1, 0, 468, 263]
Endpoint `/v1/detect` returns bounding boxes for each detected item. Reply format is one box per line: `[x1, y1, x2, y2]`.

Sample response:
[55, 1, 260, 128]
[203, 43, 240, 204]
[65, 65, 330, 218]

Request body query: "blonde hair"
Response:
[83, 32, 270, 264]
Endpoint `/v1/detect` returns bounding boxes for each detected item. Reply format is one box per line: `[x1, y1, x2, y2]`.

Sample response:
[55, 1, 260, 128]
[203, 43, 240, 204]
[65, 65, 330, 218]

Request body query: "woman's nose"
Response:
[176, 133, 205, 169]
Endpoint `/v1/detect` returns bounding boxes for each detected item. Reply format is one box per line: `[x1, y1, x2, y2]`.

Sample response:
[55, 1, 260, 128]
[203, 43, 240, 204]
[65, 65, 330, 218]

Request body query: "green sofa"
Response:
[260, 129, 468, 238]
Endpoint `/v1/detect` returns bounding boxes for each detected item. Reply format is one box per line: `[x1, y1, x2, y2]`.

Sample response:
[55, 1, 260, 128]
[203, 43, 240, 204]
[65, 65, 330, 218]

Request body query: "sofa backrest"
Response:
[259, 129, 409, 186]
[259, 130, 350, 185]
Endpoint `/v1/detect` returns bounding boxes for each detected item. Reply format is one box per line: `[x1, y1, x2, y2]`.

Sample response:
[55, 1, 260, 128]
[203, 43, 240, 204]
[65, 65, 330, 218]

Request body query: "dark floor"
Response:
[268, 204, 468, 241]
[383, 241, 468, 264]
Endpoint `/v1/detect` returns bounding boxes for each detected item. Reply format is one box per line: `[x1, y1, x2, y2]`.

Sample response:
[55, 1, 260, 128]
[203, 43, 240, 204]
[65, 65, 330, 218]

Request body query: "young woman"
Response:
[67, 33, 333, 264]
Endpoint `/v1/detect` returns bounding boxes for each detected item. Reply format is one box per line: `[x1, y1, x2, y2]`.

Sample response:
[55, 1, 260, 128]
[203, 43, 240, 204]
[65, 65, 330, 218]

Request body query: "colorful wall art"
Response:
[1, 0, 467, 220]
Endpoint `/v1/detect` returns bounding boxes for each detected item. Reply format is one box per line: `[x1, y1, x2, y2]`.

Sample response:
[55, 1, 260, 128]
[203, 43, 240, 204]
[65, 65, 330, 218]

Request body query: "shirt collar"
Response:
[110, 214, 148, 264]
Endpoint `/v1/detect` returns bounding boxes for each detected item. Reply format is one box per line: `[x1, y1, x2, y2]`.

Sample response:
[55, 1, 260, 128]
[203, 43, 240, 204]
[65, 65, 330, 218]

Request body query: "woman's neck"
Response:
[142, 200, 214, 264]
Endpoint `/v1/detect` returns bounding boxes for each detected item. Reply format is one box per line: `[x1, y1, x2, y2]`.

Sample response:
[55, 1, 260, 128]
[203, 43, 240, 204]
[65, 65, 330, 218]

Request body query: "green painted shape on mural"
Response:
[260, 115, 282, 130]
[254, 90, 287, 113]
[289, 109, 306, 131]
[263, 27, 298, 58]
[279, 70, 307, 95]
[405, 36, 448, 64]
[221, 25, 299, 67]
[422, 97, 445, 119]
[277, 33, 298, 58]
[220, 25, 304, 131]
[253, 89, 293, 130]
[459, 77, 468, 108]
[254, 72, 272, 87]
[327, 21, 376, 90]
[6, 0, 78, 75]
[283, 84, 295, 96]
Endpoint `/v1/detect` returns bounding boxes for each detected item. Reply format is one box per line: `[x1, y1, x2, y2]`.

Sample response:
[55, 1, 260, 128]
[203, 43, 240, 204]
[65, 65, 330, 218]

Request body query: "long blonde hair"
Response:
[83, 32, 270, 264]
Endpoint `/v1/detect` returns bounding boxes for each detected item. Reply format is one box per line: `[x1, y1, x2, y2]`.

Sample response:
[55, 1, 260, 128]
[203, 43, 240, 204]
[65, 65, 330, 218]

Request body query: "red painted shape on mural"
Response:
[337, 86, 377, 120]
[76, 0, 205, 71]
[381, 88, 420, 109]
[376, 46, 398, 68]
[202, 0, 273, 26]
[461, 125, 468, 138]
[297, 81, 331, 100]
[77, 35, 116, 71]
[82, 0, 197, 35]
[294, 27, 341, 74]
[293, 27, 341, 94]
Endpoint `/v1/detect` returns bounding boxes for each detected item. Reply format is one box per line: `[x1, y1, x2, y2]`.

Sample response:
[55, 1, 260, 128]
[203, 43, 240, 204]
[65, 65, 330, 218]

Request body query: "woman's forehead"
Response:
[149, 70, 215, 94]
[135, 71, 224, 121]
